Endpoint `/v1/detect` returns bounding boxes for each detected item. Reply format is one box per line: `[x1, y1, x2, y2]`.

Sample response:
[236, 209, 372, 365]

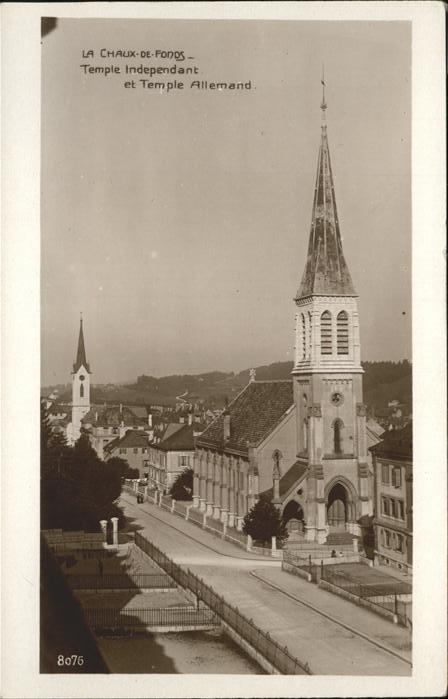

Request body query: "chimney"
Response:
[223, 410, 231, 441]
[148, 412, 153, 427]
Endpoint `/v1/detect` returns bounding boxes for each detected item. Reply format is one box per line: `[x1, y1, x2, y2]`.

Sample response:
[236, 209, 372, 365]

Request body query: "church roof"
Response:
[73, 317, 91, 373]
[296, 96, 356, 299]
[259, 460, 308, 501]
[197, 381, 294, 455]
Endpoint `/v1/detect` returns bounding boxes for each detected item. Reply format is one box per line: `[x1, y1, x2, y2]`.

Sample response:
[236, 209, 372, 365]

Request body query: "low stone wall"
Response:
[282, 561, 312, 583]
[319, 579, 398, 624]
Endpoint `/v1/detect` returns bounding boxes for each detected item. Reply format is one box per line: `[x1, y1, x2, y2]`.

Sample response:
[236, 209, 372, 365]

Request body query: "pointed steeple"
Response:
[73, 315, 91, 373]
[296, 85, 356, 299]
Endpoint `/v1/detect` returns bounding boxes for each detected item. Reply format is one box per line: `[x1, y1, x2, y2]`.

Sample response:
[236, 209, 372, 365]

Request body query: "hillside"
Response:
[43, 360, 412, 414]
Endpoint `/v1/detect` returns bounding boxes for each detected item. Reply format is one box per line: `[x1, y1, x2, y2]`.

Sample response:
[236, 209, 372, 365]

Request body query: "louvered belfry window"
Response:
[320, 311, 332, 354]
[337, 311, 349, 354]
[301, 313, 306, 359]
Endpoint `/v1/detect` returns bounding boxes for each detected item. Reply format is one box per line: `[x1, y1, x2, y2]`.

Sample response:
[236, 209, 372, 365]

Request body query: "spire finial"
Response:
[320, 64, 327, 121]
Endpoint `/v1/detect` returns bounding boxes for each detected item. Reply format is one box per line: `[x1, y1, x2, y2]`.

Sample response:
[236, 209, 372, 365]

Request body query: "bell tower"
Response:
[70, 315, 91, 443]
[292, 82, 371, 543]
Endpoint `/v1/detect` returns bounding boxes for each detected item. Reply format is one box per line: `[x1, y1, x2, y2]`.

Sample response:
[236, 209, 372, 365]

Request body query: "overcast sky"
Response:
[41, 19, 411, 385]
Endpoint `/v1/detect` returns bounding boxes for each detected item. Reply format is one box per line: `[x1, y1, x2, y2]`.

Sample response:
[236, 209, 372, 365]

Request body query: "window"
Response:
[301, 313, 306, 359]
[320, 311, 332, 354]
[381, 464, 390, 485]
[119, 448, 126, 455]
[390, 499, 396, 518]
[133, 448, 138, 454]
[382, 497, 390, 516]
[398, 500, 405, 520]
[307, 312, 312, 358]
[142, 447, 147, 453]
[395, 534, 404, 553]
[80, 384, 84, 398]
[336, 311, 349, 355]
[385, 530, 391, 548]
[302, 419, 308, 452]
[393, 467, 402, 488]
[333, 418, 343, 454]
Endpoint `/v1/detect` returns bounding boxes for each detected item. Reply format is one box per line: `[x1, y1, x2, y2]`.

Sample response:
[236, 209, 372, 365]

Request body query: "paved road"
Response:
[120, 493, 411, 676]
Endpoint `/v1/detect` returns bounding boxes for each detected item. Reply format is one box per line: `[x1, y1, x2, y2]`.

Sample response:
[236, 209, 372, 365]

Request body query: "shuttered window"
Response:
[301, 313, 306, 359]
[320, 311, 332, 354]
[337, 311, 349, 355]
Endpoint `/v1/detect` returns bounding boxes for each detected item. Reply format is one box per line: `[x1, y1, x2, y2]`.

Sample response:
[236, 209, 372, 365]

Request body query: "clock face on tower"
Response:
[79, 375, 85, 381]
[331, 391, 344, 406]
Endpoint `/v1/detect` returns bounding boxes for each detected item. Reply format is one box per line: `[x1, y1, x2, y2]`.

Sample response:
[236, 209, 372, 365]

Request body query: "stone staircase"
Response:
[326, 531, 355, 547]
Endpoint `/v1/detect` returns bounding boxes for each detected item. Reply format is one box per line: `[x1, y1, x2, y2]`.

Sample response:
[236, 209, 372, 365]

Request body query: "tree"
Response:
[242, 500, 289, 547]
[169, 468, 193, 501]
[106, 456, 138, 480]
[40, 405, 124, 532]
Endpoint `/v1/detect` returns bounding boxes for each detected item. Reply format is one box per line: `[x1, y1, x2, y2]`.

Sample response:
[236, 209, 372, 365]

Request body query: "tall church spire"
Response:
[296, 84, 356, 299]
[73, 315, 90, 373]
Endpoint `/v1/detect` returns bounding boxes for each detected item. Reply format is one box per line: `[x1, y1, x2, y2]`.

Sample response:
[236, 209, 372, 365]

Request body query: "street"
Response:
[120, 493, 411, 676]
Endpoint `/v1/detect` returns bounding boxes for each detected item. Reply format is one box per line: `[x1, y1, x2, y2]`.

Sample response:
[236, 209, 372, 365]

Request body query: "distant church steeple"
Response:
[73, 315, 91, 374]
[68, 314, 91, 444]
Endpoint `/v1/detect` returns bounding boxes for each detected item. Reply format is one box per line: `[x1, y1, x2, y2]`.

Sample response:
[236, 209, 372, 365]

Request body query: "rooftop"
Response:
[104, 430, 149, 453]
[197, 381, 294, 455]
[369, 422, 413, 460]
[154, 424, 196, 452]
[259, 460, 308, 501]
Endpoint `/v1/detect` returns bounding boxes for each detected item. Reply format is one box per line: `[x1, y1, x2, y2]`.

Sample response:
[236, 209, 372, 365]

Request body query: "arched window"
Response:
[333, 418, 344, 454]
[80, 383, 84, 398]
[301, 313, 306, 359]
[337, 311, 349, 355]
[320, 311, 332, 354]
[302, 419, 308, 452]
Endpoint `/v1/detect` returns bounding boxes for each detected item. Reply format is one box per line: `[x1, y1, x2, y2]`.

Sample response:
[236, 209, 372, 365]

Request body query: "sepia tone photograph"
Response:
[39, 16, 416, 679]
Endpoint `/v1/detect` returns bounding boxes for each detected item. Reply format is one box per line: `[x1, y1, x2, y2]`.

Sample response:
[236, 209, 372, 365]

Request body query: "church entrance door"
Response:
[282, 500, 305, 534]
[327, 483, 349, 531]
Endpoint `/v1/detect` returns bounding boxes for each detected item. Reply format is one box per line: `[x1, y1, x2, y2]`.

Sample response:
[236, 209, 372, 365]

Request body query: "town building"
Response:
[147, 423, 197, 493]
[81, 404, 151, 459]
[104, 429, 150, 477]
[66, 317, 91, 445]
[192, 89, 382, 541]
[370, 423, 413, 573]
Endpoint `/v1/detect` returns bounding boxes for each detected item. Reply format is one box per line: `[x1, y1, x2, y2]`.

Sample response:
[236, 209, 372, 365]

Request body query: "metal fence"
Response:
[66, 573, 177, 590]
[84, 606, 219, 630]
[135, 531, 312, 675]
[321, 567, 410, 625]
[283, 550, 322, 583]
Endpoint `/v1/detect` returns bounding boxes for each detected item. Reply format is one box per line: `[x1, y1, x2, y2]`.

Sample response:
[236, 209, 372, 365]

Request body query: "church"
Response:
[192, 91, 380, 544]
[65, 316, 91, 445]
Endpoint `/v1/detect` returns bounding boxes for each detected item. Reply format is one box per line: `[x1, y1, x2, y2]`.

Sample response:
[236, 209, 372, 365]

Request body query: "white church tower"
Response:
[292, 84, 372, 543]
[67, 315, 91, 444]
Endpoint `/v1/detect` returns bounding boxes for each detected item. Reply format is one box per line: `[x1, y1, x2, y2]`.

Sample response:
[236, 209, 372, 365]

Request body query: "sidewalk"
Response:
[251, 567, 412, 659]
[120, 492, 280, 564]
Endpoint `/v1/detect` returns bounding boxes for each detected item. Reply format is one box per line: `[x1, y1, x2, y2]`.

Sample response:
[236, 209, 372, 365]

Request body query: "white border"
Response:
[1, 2, 446, 698]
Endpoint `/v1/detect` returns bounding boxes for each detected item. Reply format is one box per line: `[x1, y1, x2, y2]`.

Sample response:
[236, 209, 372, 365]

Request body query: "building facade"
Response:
[104, 429, 150, 477]
[370, 423, 413, 572]
[147, 424, 196, 493]
[192, 91, 377, 541]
